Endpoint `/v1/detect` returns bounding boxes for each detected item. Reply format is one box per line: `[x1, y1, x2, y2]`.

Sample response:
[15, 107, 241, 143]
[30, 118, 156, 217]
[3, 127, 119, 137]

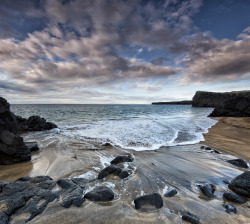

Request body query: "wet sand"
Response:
[202, 117, 250, 161]
[1, 121, 250, 224]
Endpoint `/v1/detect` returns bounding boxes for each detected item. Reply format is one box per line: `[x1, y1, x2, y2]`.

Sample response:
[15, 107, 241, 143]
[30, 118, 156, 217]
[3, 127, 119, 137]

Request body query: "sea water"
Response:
[11, 104, 216, 151]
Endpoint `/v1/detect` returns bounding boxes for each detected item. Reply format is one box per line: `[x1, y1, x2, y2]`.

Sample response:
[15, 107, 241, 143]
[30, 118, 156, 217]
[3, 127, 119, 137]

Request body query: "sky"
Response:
[0, 0, 250, 104]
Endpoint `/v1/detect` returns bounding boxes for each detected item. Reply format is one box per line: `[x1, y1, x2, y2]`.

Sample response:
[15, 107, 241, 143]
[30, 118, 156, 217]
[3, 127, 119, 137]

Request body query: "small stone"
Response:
[164, 188, 177, 197]
[227, 159, 249, 168]
[198, 183, 216, 198]
[182, 213, 199, 224]
[205, 147, 211, 150]
[119, 170, 130, 179]
[223, 192, 246, 204]
[200, 146, 205, 149]
[110, 155, 133, 164]
[223, 203, 237, 213]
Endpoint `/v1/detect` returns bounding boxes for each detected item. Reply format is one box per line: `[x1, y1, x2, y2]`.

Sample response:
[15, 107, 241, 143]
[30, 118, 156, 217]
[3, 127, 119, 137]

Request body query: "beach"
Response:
[202, 117, 250, 161]
[0, 117, 249, 224]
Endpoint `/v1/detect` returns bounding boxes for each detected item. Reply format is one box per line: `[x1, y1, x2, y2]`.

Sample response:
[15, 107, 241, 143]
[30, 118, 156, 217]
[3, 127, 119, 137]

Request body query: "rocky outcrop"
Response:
[16, 115, 57, 132]
[0, 97, 31, 165]
[0, 176, 59, 223]
[192, 90, 250, 108]
[209, 96, 250, 117]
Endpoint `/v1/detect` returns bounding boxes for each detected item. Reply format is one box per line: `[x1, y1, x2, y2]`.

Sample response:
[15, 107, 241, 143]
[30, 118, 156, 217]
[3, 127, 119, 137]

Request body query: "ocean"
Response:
[11, 104, 217, 151]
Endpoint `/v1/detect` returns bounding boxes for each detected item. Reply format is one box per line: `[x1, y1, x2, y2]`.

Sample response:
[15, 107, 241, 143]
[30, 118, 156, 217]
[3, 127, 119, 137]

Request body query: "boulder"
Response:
[0, 97, 31, 165]
[182, 213, 200, 224]
[228, 171, 250, 197]
[84, 186, 114, 202]
[223, 192, 246, 204]
[227, 159, 249, 168]
[134, 193, 163, 210]
[98, 165, 119, 179]
[16, 115, 57, 132]
[164, 188, 177, 197]
[110, 155, 133, 164]
[198, 184, 216, 198]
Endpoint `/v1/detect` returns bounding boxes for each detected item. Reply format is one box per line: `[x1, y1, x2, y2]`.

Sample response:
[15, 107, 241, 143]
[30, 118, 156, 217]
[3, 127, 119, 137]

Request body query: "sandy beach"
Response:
[202, 117, 250, 161]
[0, 117, 249, 223]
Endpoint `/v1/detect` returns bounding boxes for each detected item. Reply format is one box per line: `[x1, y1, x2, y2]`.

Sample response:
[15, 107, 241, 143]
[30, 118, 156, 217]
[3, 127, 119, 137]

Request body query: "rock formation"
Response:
[16, 115, 57, 132]
[192, 90, 250, 108]
[0, 97, 31, 165]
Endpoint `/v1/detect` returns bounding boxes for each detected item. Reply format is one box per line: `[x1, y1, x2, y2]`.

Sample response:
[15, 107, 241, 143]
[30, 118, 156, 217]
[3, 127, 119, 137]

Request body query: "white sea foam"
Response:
[60, 115, 217, 151]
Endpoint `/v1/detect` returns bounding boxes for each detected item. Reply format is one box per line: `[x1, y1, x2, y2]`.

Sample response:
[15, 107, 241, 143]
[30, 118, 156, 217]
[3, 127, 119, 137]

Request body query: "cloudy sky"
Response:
[0, 0, 250, 104]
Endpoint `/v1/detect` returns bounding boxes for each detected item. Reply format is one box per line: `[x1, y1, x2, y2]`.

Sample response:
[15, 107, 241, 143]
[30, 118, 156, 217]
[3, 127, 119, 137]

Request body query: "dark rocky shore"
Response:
[152, 90, 250, 117]
[0, 97, 57, 165]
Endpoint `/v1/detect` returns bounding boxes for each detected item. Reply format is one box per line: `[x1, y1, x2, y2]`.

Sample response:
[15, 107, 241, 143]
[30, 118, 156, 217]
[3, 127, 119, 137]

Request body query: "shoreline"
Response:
[201, 117, 250, 162]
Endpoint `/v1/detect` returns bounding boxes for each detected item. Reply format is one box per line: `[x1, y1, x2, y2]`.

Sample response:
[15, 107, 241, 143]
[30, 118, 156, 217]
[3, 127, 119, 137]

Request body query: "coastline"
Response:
[202, 117, 250, 162]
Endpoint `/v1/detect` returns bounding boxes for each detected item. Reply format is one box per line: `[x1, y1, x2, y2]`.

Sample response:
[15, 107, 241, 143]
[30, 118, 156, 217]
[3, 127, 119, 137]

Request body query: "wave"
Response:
[58, 116, 217, 151]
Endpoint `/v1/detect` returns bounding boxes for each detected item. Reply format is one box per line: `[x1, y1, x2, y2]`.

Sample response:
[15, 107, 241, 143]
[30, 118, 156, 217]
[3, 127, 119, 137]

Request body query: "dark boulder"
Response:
[16, 115, 58, 132]
[164, 188, 177, 197]
[182, 213, 200, 224]
[98, 165, 119, 179]
[57, 179, 85, 208]
[110, 155, 133, 165]
[84, 186, 114, 202]
[198, 184, 216, 198]
[119, 170, 130, 179]
[0, 212, 9, 224]
[229, 171, 250, 197]
[134, 193, 163, 210]
[0, 97, 30, 165]
[223, 203, 237, 214]
[227, 159, 249, 168]
[223, 192, 246, 204]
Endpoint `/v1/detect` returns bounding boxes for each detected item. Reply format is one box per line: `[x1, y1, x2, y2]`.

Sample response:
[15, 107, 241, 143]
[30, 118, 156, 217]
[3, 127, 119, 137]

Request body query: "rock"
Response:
[229, 171, 250, 197]
[110, 155, 133, 164]
[227, 159, 249, 168]
[119, 170, 130, 179]
[16, 115, 58, 132]
[223, 203, 237, 214]
[209, 96, 250, 117]
[182, 213, 200, 224]
[223, 192, 246, 204]
[198, 184, 216, 198]
[200, 146, 205, 149]
[205, 147, 211, 150]
[98, 165, 119, 179]
[164, 188, 177, 197]
[192, 90, 250, 108]
[223, 179, 230, 185]
[0, 97, 30, 165]
[102, 142, 112, 146]
[212, 149, 221, 154]
[0, 176, 59, 223]
[25, 142, 39, 152]
[84, 186, 114, 202]
[57, 179, 85, 208]
[134, 193, 163, 210]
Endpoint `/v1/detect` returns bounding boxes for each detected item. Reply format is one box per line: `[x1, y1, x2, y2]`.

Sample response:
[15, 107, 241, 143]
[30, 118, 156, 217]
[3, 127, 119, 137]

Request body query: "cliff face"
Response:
[192, 91, 250, 107]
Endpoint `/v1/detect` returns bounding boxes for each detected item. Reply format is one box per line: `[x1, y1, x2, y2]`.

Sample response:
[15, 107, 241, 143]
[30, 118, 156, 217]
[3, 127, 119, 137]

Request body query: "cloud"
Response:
[178, 31, 250, 84]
